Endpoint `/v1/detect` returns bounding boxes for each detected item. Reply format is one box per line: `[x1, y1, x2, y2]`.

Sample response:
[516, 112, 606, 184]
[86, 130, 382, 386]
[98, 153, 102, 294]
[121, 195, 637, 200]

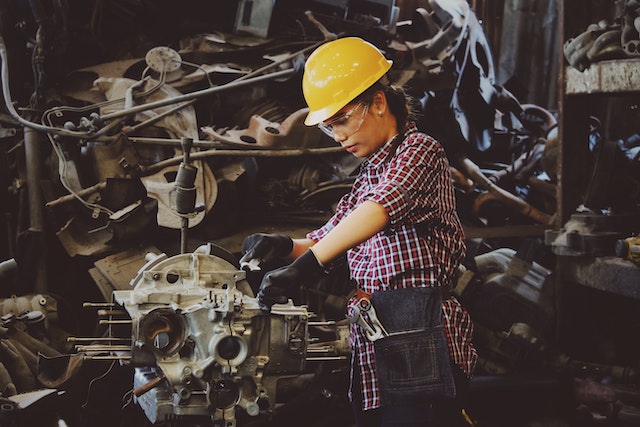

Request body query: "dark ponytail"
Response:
[355, 80, 421, 133]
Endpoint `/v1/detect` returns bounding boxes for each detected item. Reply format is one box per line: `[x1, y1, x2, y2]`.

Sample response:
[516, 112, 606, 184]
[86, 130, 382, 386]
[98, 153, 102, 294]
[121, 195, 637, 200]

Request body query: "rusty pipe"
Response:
[23, 127, 48, 293]
[24, 127, 44, 232]
[450, 167, 475, 192]
[133, 374, 166, 397]
[457, 157, 553, 224]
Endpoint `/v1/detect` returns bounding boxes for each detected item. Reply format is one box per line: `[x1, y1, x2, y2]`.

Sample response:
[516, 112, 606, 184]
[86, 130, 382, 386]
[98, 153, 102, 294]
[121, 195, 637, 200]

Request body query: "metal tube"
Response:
[75, 345, 132, 351]
[67, 337, 131, 342]
[24, 127, 44, 231]
[305, 356, 348, 361]
[83, 355, 131, 360]
[140, 145, 346, 175]
[100, 68, 295, 121]
[99, 320, 132, 325]
[23, 126, 47, 292]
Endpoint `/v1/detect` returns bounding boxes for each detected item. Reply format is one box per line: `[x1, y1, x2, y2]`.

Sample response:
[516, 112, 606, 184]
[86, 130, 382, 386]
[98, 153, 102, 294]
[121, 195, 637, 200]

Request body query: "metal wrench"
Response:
[348, 298, 388, 342]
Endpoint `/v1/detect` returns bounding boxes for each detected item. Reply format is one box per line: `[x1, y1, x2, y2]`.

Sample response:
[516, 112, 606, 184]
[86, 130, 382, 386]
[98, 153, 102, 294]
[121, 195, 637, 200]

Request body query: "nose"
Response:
[333, 131, 347, 144]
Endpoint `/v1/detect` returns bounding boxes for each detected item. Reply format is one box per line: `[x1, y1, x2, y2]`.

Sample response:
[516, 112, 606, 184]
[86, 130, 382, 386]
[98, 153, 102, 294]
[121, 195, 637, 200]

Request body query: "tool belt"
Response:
[356, 285, 452, 301]
[365, 287, 456, 405]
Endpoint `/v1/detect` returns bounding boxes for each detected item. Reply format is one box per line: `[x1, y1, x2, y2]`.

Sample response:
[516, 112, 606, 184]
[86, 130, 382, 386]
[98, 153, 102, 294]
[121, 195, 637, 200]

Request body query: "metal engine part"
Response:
[622, 0, 640, 56]
[111, 251, 310, 425]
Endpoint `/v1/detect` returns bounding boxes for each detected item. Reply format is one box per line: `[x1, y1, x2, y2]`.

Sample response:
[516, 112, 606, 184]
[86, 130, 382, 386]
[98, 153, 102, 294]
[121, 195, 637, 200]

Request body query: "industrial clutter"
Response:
[0, 0, 638, 426]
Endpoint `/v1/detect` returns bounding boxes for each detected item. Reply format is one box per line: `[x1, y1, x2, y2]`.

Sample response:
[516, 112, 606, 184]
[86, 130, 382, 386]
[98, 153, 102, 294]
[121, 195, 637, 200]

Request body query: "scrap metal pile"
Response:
[0, 0, 638, 426]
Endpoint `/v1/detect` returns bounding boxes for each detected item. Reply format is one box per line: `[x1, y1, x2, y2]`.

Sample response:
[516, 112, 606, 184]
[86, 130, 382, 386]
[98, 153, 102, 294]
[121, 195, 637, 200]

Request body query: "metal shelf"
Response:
[565, 58, 640, 95]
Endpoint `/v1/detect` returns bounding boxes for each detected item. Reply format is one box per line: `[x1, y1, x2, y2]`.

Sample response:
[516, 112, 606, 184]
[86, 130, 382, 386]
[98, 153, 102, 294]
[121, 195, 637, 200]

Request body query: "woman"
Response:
[241, 37, 477, 426]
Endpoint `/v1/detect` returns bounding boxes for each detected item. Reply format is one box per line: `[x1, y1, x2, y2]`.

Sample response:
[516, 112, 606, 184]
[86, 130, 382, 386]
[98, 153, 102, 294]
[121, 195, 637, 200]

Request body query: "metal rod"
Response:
[140, 145, 346, 175]
[24, 126, 48, 293]
[97, 309, 128, 317]
[306, 347, 337, 353]
[76, 345, 132, 351]
[68, 337, 131, 342]
[99, 320, 132, 325]
[306, 356, 348, 361]
[133, 374, 167, 397]
[46, 182, 107, 208]
[83, 355, 131, 360]
[83, 302, 116, 308]
[100, 69, 295, 121]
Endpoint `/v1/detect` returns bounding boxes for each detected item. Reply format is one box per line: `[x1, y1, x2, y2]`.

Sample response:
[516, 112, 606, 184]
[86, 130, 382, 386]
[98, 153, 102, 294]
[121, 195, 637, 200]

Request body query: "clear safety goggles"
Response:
[318, 102, 369, 139]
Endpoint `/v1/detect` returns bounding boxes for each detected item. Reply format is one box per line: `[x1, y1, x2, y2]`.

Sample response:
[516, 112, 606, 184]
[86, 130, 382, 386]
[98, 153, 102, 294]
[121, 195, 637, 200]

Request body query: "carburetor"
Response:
[110, 250, 309, 425]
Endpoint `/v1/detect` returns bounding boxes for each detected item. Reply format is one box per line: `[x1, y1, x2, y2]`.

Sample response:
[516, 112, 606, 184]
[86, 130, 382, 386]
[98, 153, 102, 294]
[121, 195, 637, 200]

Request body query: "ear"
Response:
[371, 90, 387, 113]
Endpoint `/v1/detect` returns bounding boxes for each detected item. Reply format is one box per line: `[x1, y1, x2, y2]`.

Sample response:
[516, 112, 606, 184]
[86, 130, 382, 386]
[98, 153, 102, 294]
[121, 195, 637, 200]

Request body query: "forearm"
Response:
[310, 200, 389, 265]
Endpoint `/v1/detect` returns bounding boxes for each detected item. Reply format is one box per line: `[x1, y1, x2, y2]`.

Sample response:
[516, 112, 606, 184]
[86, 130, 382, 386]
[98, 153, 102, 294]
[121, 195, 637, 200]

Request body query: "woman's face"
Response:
[320, 92, 397, 158]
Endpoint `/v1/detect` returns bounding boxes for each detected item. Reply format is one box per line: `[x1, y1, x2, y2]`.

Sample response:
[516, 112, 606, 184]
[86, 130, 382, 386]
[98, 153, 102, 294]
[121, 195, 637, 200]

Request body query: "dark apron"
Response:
[370, 286, 456, 406]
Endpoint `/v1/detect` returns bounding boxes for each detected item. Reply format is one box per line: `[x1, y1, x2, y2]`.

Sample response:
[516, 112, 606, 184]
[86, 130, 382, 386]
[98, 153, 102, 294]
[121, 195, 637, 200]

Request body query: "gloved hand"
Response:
[257, 249, 324, 309]
[239, 233, 294, 271]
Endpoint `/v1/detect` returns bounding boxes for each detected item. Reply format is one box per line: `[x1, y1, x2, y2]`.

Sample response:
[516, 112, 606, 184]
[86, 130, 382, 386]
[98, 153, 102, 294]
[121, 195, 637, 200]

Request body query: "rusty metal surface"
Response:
[565, 58, 640, 93]
[565, 256, 640, 299]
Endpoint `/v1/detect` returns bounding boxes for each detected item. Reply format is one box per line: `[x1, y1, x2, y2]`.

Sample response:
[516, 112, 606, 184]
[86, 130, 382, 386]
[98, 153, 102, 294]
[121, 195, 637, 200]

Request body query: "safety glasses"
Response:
[318, 102, 369, 139]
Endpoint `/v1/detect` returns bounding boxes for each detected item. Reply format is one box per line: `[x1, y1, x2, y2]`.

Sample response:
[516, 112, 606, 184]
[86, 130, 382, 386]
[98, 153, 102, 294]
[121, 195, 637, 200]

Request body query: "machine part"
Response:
[563, 22, 611, 71]
[402, 0, 503, 152]
[0, 259, 17, 284]
[563, 256, 640, 300]
[587, 29, 625, 63]
[622, 0, 640, 56]
[472, 248, 554, 335]
[545, 211, 640, 257]
[83, 136, 140, 183]
[0, 295, 58, 325]
[140, 158, 217, 229]
[107, 251, 316, 425]
[404, 1, 468, 75]
[616, 235, 640, 265]
[473, 322, 548, 375]
[145, 47, 182, 74]
[456, 156, 553, 225]
[201, 108, 329, 149]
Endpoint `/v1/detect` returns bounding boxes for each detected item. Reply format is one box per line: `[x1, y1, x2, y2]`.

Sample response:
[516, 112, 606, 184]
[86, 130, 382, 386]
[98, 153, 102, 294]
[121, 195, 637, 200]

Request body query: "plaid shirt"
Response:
[307, 124, 477, 410]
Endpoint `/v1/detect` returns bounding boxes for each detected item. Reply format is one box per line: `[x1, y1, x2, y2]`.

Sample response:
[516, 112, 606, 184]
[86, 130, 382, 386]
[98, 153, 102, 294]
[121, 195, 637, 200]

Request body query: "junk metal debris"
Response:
[0, 0, 638, 426]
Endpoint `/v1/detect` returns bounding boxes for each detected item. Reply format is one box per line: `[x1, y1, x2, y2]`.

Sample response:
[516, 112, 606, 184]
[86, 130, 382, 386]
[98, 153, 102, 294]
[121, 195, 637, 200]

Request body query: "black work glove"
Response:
[239, 233, 294, 271]
[257, 249, 325, 309]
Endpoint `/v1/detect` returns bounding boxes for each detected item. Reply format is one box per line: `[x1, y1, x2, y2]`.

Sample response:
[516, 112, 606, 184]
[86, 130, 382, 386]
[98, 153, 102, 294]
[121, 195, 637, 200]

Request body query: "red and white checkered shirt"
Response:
[307, 124, 478, 410]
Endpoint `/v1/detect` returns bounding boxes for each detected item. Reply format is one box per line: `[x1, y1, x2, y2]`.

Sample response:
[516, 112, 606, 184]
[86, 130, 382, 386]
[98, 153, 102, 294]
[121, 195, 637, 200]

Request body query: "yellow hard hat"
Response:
[302, 37, 393, 126]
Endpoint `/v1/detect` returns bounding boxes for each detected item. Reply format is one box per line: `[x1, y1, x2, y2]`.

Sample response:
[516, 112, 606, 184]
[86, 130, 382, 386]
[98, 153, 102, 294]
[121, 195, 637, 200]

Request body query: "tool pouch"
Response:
[371, 287, 456, 405]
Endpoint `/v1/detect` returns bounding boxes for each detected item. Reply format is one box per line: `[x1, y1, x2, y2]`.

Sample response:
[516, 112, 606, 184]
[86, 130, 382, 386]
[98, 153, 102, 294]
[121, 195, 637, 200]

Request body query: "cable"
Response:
[81, 360, 116, 409]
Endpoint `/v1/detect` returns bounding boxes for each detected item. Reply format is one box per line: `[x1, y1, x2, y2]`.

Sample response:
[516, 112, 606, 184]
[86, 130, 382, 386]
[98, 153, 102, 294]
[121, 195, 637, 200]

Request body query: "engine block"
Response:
[112, 251, 309, 425]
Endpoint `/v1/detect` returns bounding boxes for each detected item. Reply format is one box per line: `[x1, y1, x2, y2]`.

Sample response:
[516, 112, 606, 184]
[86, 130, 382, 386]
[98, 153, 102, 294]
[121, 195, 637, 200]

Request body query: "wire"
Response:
[81, 360, 116, 409]
[121, 388, 134, 410]
[45, 132, 116, 216]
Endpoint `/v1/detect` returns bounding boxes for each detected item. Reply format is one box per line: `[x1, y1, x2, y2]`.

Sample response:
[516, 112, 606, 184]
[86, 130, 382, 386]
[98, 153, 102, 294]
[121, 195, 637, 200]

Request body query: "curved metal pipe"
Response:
[457, 156, 553, 225]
